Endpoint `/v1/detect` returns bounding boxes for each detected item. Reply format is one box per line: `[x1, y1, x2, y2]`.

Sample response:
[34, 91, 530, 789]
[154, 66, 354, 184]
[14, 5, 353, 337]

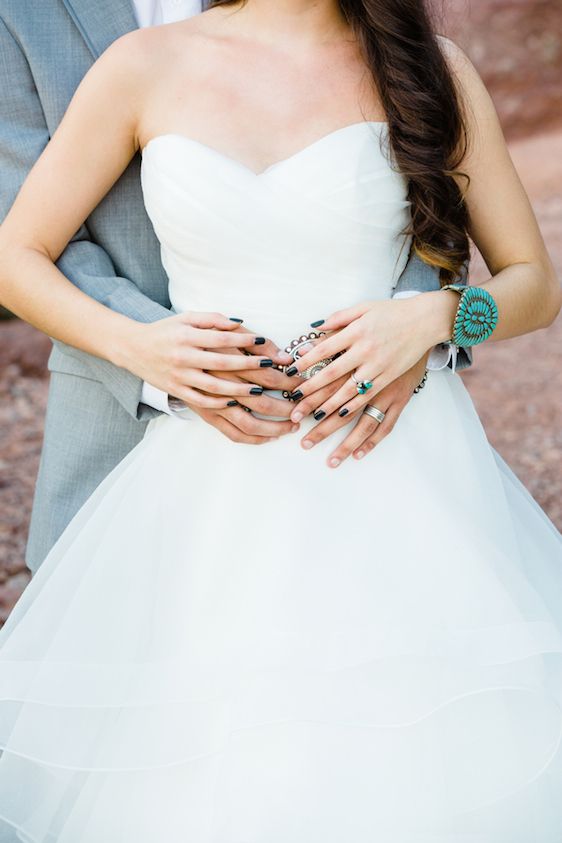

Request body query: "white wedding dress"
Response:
[1, 121, 562, 842]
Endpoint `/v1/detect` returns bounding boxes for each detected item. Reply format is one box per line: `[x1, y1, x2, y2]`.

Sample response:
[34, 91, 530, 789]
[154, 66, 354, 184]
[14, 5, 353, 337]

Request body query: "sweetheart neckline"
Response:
[141, 120, 388, 178]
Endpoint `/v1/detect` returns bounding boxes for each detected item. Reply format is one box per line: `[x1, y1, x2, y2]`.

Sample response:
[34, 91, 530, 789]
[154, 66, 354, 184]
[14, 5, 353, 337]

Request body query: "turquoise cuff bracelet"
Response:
[441, 284, 498, 347]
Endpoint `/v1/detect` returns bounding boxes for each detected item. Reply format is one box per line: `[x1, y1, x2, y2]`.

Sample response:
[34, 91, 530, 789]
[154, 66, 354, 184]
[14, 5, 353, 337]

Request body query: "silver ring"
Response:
[363, 404, 385, 424]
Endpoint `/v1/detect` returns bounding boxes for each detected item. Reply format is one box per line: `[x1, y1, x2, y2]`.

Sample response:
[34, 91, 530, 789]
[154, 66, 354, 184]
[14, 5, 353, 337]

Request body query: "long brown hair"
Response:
[209, 0, 471, 284]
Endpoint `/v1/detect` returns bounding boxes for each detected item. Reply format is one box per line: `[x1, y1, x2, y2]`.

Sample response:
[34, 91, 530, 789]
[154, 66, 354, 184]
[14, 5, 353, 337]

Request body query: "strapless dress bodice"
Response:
[140, 122, 412, 342]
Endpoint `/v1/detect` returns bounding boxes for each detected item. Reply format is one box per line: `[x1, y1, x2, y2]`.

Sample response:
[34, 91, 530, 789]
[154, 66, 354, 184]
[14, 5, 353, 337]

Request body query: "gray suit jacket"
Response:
[0, 0, 472, 575]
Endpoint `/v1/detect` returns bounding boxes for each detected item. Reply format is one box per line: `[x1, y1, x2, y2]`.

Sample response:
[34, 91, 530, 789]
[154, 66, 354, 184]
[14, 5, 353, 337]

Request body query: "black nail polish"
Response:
[229, 317, 244, 323]
[338, 408, 349, 417]
[260, 359, 274, 367]
[290, 389, 303, 400]
[254, 336, 266, 345]
[314, 410, 326, 421]
[286, 366, 298, 376]
[250, 387, 263, 395]
[227, 400, 238, 407]
[310, 319, 325, 328]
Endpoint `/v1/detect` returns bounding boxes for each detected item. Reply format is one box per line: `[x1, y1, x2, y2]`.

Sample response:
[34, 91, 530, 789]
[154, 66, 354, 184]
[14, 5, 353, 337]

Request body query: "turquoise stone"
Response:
[451, 286, 498, 347]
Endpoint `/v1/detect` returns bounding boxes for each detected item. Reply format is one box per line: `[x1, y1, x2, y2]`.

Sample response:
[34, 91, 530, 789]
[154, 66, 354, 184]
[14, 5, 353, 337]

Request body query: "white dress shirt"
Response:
[134, 0, 456, 415]
[133, 0, 202, 29]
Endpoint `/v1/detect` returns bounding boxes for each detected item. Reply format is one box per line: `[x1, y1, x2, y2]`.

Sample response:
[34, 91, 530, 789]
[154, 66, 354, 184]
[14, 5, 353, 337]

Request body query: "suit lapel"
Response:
[61, 0, 138, 60]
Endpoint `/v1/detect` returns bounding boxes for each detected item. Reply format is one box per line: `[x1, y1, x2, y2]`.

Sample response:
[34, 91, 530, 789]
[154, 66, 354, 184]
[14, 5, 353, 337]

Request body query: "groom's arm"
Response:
[55, 241, 177, 420]
[0, 15, 169, 421]
[392, 246, 473, 372]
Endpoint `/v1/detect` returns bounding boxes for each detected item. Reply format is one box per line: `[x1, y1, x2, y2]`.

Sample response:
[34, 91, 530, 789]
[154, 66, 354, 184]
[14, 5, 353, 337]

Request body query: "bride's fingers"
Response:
[181, 311, 247, 330]
[226, 327, 293, 365]
[206, 380, 293, 417]
[301, 371, 388, 423]
[237, 368, 297, 392]
[293, 373, 349, 411]
[350, 404, 401, 460]
[285, 329, 352, 378]
[298, 403, 360, 451]
[288, 352, 364, 419]
[309, 302, 372, 333]
[324, 401, 395, 468]
[188, 326, 275, 351]
[292, 377, 358, 422]
[207, 358, 296, 392]
[195, 348, 277, 371]
[189, 370, 268, 398]
[170, 385, 240, 410]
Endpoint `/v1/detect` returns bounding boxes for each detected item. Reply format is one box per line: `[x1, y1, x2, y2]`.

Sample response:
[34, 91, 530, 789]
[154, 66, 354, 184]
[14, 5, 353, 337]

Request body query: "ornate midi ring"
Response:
[351, 371, 373, 395]
[363, 405, 386, 424]
[280, 330, 342, 399]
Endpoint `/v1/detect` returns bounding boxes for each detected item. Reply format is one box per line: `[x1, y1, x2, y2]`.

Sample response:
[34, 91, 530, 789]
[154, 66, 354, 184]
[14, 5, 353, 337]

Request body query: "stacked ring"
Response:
[363, 405, 385, 423]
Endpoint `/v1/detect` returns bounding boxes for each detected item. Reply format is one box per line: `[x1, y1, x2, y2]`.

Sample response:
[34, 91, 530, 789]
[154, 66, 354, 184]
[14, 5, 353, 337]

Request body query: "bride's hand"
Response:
[120, 311, 292, 409]
[298, 354, 430, 467]
[286, 297, 449, 423]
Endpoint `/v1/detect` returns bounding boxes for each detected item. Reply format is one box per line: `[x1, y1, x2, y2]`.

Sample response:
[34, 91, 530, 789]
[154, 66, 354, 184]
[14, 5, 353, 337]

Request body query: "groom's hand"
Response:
[189, 402, 300, 444]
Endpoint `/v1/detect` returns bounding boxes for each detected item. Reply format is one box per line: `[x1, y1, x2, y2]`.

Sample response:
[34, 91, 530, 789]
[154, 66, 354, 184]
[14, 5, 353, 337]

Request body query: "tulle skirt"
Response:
[1, 367, 562, 841]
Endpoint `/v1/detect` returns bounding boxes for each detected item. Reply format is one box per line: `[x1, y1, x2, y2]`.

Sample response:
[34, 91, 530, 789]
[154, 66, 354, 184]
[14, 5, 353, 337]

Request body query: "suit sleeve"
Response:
[0, 14, 170, 420]
[392, 246, 473, 372]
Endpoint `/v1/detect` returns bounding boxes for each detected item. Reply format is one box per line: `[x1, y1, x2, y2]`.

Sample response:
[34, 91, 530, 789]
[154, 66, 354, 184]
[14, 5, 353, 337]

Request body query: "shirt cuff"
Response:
[391, 289, 458, 373]
[426, 342, 459, 372]
[140, 381, 194, 418]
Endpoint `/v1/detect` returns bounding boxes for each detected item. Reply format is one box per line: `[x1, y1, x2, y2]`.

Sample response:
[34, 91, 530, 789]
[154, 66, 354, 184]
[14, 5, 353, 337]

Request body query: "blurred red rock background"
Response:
[1, 0, 562, 622]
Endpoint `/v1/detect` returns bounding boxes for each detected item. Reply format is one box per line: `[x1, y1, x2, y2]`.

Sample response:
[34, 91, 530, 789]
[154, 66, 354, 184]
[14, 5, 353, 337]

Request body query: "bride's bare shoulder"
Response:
[100, 7, 231, 80]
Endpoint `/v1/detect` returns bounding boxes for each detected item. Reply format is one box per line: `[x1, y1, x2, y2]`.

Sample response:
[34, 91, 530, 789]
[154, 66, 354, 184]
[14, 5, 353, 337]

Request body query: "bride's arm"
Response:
[284, 37, 561, 422]
[0, 35, 144, 361]
[0, 32, 280, 409]
[415, 34, 561, 342]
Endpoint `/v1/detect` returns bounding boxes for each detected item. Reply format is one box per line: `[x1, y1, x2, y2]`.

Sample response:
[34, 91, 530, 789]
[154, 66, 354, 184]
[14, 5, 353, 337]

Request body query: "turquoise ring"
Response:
[351, 372, 373, 395]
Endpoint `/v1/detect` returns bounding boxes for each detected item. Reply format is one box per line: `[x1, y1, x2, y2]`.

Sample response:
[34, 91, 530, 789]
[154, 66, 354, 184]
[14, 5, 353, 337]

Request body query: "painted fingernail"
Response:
[227, 400, 238, 407]
[310, 319, 325, 328]
[260, 359, 274, 367]
[313, 410, 326, 421]
[249, 387, 263, 395]
[254, 336, 266, 345]
[286, 366, 298, 376]
[229, 317, 244, 322]
[290, 389, 303, 400]
[302, 439, 314, 449]
[329, 457, 341, 468]
[292, 411, 304, 422]
[355, 450, 365, 459]
[338, 408, 349, 417]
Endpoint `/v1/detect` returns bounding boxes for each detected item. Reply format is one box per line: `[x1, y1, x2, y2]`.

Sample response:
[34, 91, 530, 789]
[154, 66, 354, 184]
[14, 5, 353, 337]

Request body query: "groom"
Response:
[0, 0, 471, 579]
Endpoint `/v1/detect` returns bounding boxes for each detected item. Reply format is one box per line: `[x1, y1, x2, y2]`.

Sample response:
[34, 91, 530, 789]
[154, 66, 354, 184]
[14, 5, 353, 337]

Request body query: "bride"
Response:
[0, 0, 561, 840]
